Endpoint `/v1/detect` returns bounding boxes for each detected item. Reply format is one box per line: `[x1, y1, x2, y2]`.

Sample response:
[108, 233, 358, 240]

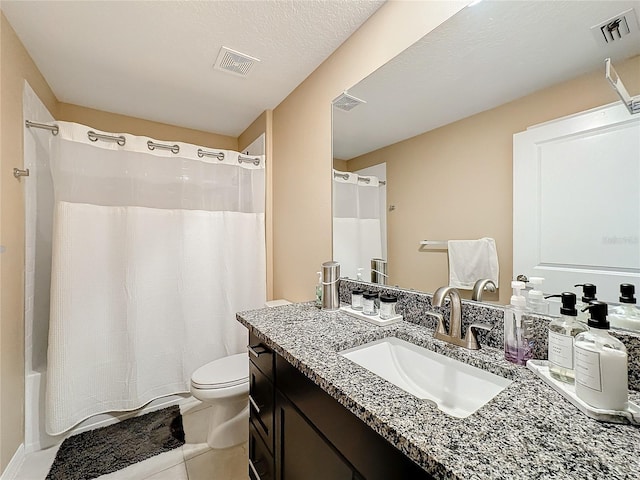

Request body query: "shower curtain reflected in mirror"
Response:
[332, 169, 385, 281]
[45, 122, 266, 435]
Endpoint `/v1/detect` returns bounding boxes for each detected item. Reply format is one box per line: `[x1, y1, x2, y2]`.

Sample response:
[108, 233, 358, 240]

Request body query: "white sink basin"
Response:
[340, 337, 512, 418]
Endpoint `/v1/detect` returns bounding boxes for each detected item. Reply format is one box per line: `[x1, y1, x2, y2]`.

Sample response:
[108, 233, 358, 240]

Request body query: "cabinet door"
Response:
[249, 422, 274, 480]
[276, 393, 354, 480]
[250, 361, 275, 452]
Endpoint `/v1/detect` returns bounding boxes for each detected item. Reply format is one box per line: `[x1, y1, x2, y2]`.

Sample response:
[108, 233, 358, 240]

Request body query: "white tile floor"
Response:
[13, 403, 249, 480]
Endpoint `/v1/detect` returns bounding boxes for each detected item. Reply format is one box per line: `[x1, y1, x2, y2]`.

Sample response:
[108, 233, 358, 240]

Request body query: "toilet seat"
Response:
[191, 353, 248, 390]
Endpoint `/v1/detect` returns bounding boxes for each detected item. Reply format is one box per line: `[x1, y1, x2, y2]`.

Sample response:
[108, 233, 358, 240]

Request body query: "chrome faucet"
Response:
[432, 286, 492, 350]
[471, 279, 497, 302]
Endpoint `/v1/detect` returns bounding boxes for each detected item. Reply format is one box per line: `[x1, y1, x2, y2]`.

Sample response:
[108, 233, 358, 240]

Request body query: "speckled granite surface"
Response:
[340, 279, 640, 390]
[237, 301, 640, 480]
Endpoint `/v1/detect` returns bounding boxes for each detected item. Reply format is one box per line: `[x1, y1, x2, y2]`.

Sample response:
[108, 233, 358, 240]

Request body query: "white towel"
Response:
[447, 238, 499, 290]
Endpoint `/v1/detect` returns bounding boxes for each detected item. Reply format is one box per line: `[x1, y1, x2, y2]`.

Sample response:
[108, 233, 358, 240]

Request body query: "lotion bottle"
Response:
[610, 284, 640, 332]
[574, 301, 628, 411]
[545, 292, 587, 383]
[504, 281, 534, 366]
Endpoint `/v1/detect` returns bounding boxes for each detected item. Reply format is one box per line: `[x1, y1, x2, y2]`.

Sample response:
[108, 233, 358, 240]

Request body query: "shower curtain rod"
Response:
[26, 120, 127, 146]
[333, 171, 386, 186]
[26, 120, 265, 163]
[25, 120, 59, 135]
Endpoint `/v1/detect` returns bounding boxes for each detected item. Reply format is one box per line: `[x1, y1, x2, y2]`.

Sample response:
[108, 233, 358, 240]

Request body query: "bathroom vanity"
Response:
[238, 299, 640, 479]
[247, 331, 428, 480]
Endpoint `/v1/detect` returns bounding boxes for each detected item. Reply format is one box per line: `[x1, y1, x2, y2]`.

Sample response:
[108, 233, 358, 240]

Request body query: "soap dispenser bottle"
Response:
[527, 277, 549, 315]
[574, 301, 628, 411]
[575, 283, 597, 323]
[504, 281, 534, 366]
[545, 292, 588, 383]
[610, 284, 640, 331]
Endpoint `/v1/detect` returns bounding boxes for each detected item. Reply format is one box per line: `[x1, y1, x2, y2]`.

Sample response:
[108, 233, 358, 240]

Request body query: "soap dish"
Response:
[339, 306, 403, 326]
[527, 359, 640, 426]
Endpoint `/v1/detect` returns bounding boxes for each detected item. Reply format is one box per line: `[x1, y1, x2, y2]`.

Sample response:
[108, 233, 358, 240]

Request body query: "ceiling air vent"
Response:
[214, 47, 260, 77]
[591, 8, 639, 44]
[333, 92, 366, 112]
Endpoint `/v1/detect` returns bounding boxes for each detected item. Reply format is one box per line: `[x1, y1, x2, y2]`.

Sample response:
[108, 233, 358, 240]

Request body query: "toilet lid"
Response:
[192, 353, 248, 389]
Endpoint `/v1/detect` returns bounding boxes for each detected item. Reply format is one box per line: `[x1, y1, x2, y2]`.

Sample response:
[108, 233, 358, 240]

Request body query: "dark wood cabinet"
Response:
[248, 332, 433, 480]
[249, 421, 275, 480]
[276, 393, 353, 480]
[249, 361, 274, 452]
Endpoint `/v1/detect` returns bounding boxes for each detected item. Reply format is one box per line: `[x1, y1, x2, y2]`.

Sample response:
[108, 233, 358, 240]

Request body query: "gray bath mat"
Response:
[46, 405, 185, 480]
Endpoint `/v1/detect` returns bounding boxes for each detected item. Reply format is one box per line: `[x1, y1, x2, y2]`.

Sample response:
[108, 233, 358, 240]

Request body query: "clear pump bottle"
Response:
[527, 277, 549, 315]
[610, 284, 640, 332]
[504, 281, 535, 366]
[575, 283, 597, 323]
[544, 292, 588, 383]
[574, 302, 628, 411]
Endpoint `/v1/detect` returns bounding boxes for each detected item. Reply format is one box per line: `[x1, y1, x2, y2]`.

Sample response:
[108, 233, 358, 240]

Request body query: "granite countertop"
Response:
[237, 302, 640, 480]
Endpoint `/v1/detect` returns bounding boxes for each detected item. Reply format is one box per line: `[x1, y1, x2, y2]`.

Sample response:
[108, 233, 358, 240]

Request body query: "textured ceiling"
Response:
[1, 0, 385, 136]
[333, 0, 640, 160]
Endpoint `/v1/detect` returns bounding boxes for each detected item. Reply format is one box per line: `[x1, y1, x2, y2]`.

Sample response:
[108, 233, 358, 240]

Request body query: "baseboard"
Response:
[0, 443, 25, 480]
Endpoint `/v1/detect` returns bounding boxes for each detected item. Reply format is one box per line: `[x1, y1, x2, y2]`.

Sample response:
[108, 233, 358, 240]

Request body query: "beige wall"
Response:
[347, 55, 640, 303]
[0, 11, 249, 471]
[0, 12, 58, 472]
[272, 0, 466, 301]
[239, 111, 274, 300]
[58, 103, 237, 150]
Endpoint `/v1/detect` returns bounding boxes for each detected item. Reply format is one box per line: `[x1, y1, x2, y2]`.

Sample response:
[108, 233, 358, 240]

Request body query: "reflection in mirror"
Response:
[332, 0, 640, 309]
[332, 166, 387, 283]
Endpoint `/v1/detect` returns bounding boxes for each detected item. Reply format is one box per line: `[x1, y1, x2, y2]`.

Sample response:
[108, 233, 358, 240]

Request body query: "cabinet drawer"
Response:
[248, 332, 274, 379]
[249, 422, 274, 480]
[250, 361, 274, 452]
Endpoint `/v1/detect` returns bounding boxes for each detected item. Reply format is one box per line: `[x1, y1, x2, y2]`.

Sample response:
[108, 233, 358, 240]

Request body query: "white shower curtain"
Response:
[332, 170, 383, 280]
[46, 122, 266, 435]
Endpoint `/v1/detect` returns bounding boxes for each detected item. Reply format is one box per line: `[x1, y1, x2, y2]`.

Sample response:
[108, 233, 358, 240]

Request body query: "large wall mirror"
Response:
[332, 0, 640, 307]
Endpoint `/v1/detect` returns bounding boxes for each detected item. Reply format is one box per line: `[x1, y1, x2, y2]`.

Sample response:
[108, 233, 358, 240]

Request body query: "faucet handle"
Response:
[426, 312, 447, 335]
[465, 323, 494, 350]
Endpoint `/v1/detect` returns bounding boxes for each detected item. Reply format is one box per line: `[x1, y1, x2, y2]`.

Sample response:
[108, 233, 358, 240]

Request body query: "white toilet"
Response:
[190, 299, 291, 449]
[190, 353, 249, 449]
